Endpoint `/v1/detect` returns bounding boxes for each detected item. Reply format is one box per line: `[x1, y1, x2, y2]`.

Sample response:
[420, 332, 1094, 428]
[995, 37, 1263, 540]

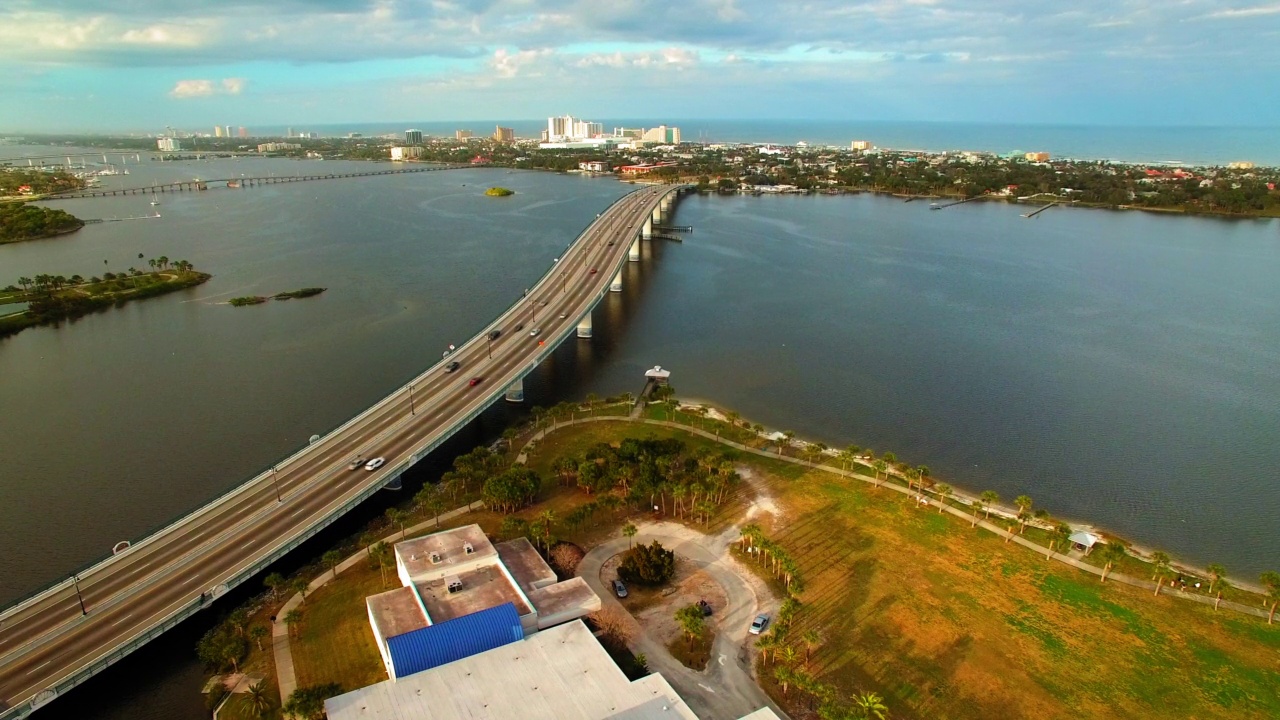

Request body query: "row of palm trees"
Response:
[14, 259, 196, 297]
[739, 524, 805, 596]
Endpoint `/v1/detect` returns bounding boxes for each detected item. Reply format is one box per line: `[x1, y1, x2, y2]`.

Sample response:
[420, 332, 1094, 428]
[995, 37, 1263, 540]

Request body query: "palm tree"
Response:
[852, 690, 889, 720]
[755, 634, 778, 665]
[1048, 522, 1071, 558]
[371, 542, 393, 586]
[1214, 577, 1231, 611]
[1098, 542, 1127, 583]
[291, 576, 309, 602]
[263, 572, 286, 602]
[385, 507, 407, 538]
[246, 680, 272, 716]
[1261, 571, 1280, 624]
[778, 645, 801, 668]
[1150, 551, 1172, 596]
[1206, 564, 1227, 595]
[283, 608, 303, 638]
[872, 460, 887, 488]
[248, 624, 269, 652]
[622, 522, 638, 549]
[801, 628, 822, 664]
[782, 430, 796, 455]
[158, 255, 169, 269]
[1014, 495, 1033, 534]
[323, 550, 342, 579]
[774, 665, 795, 695]
[585, 393, 600, 415]
[148, 259, 157, 271]
[934, 483, 952, 513]
[17, 277, 31, 294]
[980, 490, 999, 519]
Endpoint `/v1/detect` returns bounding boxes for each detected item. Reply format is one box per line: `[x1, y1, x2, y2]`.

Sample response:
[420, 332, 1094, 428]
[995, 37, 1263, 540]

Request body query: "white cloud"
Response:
[1201, 3, 1280, 18]
[490, 48, 552, 78]
[169, 79, 214, 98]
[169, 77, 246, 98]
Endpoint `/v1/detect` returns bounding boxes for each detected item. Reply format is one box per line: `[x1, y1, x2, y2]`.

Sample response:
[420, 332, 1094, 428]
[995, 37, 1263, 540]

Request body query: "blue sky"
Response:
[1, 0, 1278, 132]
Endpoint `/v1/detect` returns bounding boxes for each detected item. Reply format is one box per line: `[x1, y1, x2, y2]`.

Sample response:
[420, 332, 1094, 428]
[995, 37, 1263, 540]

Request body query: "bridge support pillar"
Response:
[629, 236, 641, 261]
[504, 377, 525, 403]
[576, 314, 593, 338]
[652, 207, 661, 224]
[610, 269, 623, 292]
[642, 218, 653, 239]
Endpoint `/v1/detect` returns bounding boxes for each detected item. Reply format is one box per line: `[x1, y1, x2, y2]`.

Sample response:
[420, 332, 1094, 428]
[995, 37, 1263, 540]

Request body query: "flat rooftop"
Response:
[527, 577, 600, 627]
[325, 620, 700, 720]
[416, 565, 530, 623]
[495, 538, 557, 592]
[396, 524, 495, 581]
[366, 587, 428, 640]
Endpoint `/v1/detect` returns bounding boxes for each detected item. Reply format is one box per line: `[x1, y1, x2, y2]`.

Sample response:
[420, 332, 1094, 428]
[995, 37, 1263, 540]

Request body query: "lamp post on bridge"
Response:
[71, 575, 87, 616]
[271, 466, 282, 503]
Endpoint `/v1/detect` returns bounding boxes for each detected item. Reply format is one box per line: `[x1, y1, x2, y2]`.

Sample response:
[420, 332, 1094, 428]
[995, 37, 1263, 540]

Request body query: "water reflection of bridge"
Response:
[42, 164, 466, 200]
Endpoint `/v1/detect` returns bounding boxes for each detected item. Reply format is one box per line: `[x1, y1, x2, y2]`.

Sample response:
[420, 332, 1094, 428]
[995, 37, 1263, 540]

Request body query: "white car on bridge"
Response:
[364, 457, 386, 471]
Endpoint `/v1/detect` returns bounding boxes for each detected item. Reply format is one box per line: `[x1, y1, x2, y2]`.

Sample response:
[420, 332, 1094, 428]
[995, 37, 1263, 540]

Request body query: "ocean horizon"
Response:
[210, 120, 1280, 167]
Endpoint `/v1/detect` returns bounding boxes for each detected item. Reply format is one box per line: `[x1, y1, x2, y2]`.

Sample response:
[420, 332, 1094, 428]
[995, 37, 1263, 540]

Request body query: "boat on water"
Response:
[227, 180, 242, 188]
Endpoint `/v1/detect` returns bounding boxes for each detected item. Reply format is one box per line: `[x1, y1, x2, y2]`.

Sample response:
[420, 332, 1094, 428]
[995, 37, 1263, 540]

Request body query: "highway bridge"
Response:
[39, 164, 465, 200]
[0, 183, 690, 719]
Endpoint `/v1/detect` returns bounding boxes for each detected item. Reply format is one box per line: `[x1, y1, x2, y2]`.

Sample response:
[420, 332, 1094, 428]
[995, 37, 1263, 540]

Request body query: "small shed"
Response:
[385, 602, 523, 680]
[1069, 531, 1100, 554]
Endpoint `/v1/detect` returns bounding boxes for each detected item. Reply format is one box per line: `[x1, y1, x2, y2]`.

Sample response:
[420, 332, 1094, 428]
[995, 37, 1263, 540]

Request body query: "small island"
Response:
[230, 288, 326, 306]
[273, 287, 326, 300]
[1, 260, 209, 338]
[484, 186, 514, 197]
[0, 202, 85, 244]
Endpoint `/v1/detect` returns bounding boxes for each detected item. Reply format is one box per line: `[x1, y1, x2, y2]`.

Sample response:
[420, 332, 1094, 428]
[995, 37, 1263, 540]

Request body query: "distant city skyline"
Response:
[1, 1, 1278, 132]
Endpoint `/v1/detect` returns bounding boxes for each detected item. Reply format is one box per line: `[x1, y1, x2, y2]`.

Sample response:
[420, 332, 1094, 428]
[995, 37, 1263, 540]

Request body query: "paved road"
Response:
[0, 184, 681, 717]
[578, 522, 785, 720]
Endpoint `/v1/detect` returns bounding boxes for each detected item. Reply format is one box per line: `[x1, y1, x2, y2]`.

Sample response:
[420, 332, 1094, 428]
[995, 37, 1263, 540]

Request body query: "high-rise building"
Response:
[614, 128, 644, 139]
[455, 129, 473, 140]
[214, 126, 225, 137]
[1024, 151, 1050, 162]
[238, 127, 248, 138]
[157, 137, 182, 152]
[548, 115, 574, 142]
[493, 126, 514, 142]
[223, 126, 232, 138]
[405, 129, 422, 144]
[641, 125, 681, 144]
[850, 140, 871, 151]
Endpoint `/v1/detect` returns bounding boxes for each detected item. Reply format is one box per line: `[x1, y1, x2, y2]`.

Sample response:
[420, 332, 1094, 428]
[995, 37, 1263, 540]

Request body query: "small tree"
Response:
[1098, 541, 1127, 583]
[323, 550, 343, 579]
[853, 690, 890, 720]
[618, 540, 676, 586]
[1150, 551, 1172, 596]
[246, 680, 272, 716]
[263, 572, 286, 601]
[1261, 571, 1280, 624]
[196, 625, 246, 673]
[291, 576, 310, 602]
[622, 522, 638, 549]
[934, 483, 952, 513]
[248, 624, 269, 651]
[1014, 495, 1034, 534]
[675, 604, 707, 648]
[589, 606, 634, 648]
[283, 683, 342, 720]
[385, 507, 408, 538]
[1206, 563, 1227, 595]
[979, 490, 999, 519]
[283, 608, 303, 638]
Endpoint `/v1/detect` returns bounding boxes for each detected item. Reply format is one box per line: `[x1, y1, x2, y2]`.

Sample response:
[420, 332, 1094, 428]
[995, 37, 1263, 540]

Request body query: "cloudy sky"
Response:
[1, 0, 1277, 132]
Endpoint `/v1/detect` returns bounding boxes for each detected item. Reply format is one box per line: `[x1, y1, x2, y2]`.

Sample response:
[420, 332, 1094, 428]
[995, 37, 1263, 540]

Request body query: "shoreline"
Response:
[670, 398, 1266, 595]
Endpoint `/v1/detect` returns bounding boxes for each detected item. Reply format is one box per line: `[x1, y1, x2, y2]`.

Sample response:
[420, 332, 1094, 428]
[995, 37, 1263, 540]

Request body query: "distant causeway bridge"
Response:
[41, 164, 467, 200]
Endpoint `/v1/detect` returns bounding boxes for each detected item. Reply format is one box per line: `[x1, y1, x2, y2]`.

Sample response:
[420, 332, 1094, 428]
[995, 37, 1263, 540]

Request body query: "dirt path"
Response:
[578, 522, 786, 720]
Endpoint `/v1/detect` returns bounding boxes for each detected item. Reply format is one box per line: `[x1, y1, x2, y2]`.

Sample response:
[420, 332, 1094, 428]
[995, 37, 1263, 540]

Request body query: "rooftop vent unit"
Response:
[447, 577, 463, 594]
[463, 542, 475, 555]
[430, 552, 442, 564]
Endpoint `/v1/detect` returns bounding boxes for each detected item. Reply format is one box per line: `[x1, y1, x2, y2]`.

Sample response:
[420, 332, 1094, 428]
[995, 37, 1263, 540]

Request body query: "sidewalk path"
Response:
[271, 500, 483, 702]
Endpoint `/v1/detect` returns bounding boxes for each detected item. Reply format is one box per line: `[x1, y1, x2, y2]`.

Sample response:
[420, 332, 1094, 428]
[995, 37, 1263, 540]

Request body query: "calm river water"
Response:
[2, 151, 1278, 719]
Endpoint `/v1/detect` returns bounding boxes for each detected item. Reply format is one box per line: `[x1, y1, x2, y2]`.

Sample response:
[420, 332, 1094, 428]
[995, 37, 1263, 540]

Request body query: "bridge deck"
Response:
[0, 184, 686, 719]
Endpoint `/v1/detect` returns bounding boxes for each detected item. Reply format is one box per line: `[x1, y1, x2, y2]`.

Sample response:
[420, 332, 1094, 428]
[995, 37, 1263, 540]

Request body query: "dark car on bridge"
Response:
[488, 330, 501, 341]
[444, 361, 460, 373]
[469, 377, 484, 387]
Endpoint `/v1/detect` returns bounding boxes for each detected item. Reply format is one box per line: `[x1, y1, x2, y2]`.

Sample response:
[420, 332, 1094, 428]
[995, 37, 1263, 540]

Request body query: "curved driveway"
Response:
[0, 184, 683, 718]
[578, 522, 784, 720]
